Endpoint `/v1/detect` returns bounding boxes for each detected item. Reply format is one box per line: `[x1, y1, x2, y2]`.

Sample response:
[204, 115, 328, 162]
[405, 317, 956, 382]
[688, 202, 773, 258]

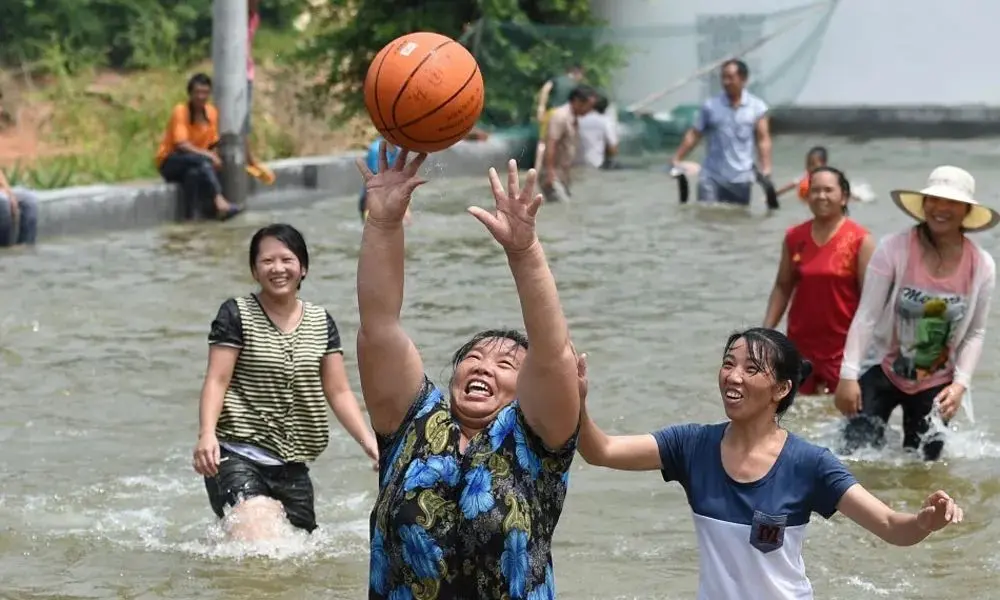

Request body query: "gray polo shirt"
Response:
[694, 90, 768, 184]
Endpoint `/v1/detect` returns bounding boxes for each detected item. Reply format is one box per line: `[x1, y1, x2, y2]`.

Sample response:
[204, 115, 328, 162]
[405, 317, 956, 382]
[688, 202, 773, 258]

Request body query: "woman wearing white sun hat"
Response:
[833, 165, 998, 461]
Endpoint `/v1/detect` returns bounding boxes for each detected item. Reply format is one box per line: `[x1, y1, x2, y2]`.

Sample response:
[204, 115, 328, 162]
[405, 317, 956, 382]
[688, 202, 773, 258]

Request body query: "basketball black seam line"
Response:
[389, 39, 456, 129]
[371, 45, 393, 131]
[391, 123, 471, 150]
[390, 65, 481, 134]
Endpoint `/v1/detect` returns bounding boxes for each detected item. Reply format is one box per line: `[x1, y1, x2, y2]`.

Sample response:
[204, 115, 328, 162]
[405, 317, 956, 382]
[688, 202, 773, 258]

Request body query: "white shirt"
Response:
[576, 112, 618, 168]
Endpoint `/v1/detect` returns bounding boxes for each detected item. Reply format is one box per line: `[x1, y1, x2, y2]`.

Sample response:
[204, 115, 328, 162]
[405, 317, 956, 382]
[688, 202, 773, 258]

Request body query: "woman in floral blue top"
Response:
[354, 144, 583, 599]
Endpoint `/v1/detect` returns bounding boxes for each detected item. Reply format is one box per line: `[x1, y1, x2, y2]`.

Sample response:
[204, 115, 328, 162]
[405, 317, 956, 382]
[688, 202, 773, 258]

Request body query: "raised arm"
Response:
[468, 161, 579, 449]
[355, 144, 428, 435]
[763, 239, 795, 328]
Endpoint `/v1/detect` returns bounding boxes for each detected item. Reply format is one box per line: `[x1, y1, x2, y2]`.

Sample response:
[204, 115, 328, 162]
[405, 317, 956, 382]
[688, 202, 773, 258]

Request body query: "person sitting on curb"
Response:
[0, 167, 39, 248]
[155, 73, 242, 221]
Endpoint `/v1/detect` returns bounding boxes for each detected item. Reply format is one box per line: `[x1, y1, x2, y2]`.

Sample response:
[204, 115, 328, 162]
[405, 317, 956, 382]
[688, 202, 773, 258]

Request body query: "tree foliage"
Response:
[0, 0, 309, 72]
[297, 0, 623, 128]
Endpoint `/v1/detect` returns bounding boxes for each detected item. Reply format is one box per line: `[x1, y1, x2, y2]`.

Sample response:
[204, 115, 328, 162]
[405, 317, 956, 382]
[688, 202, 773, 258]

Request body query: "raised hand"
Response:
[916, 490, 964, 532]
[468, 159, 542, 254]
[355, 142, 427, 225]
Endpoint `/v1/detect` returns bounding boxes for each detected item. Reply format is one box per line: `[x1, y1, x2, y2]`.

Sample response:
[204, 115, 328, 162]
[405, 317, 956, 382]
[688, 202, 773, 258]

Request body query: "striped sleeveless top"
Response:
[208, 294, 343, 463]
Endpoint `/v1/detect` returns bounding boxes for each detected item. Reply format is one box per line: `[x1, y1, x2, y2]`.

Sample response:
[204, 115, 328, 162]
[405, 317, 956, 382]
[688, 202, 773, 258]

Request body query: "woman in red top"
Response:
[763, 167, 876, 394]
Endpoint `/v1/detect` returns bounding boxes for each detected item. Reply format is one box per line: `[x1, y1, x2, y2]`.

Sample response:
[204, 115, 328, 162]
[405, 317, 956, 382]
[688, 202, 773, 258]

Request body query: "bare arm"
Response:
[199, 346, 238, 437]
[322, 352, 378, 459]
[837, 485, 962, 546]
[671, 128, 702, 164]
[856, 233, 876, 289]
[578, 406, 662, 470]
[763, 241, 796, 328]
[509, 241, 580, 449]
[775, 179, 798, 197]
[755, 116, 773, 174]
[355, 147, 429, 436]
[356, 220, 425, 435]
[176, 141, 216, 159]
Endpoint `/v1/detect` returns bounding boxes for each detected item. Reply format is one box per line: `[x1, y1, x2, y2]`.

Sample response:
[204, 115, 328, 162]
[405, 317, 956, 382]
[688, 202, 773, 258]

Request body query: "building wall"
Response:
[592, 0, 1000, 108]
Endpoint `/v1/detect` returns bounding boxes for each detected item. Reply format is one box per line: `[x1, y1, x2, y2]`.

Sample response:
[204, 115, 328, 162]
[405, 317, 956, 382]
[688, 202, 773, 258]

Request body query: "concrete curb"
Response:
[770, 105, 1000, 138]
[34, 134, 530, 241]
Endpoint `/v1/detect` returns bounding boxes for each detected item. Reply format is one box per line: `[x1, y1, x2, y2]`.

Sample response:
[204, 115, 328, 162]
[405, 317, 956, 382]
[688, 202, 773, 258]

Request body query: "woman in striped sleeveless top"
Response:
[356, 145, 582, 600]
[192, 223, 378, 540]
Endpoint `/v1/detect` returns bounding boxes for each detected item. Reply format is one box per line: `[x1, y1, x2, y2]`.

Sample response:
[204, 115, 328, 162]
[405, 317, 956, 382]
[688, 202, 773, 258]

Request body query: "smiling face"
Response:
[449, 337, 526, 433]
[718, 337, 790, 422]
[922, 195, 969, 237]
[807, 170, 847, 220]
[251, 236, 305, 298]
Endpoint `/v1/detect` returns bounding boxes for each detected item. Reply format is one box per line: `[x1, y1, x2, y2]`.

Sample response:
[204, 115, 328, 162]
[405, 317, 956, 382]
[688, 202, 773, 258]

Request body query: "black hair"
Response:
[249, 223, 310, 289]
[568, 84, 598, 103]
[450, 328, 528, 384]
[593, 94, 610, 114]
[721, 59, 749, 79]
[186, 72, 212, 125]
[722, 328, 812, 418]
[809, 165, 851, 215]
[806, 146, 828, 164]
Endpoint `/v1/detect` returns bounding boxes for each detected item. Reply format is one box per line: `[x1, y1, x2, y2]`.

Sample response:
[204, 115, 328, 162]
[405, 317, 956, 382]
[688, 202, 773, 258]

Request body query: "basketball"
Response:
[363, 32, 485, 154]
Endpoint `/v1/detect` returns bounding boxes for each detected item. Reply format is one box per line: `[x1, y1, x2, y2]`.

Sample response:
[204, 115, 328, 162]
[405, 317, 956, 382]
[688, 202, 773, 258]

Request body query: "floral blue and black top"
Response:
[369, 376, 577, 599]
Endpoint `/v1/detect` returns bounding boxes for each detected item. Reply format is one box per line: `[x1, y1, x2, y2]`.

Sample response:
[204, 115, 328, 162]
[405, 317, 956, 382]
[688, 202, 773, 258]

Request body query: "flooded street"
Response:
[2, 135, 1000, 599]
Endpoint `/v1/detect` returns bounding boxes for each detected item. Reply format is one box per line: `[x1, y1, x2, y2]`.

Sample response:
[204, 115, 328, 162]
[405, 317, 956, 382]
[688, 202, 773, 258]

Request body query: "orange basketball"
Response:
[363, 32, 485, 154]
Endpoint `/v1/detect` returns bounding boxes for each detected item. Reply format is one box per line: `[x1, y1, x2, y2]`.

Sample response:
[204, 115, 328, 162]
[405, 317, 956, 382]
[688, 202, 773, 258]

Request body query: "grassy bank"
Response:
[0, 27, 378, 189]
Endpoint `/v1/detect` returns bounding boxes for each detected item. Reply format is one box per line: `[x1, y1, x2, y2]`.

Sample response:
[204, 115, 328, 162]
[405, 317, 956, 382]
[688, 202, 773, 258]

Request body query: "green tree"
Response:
[297, 0, 623, 128]
[0, 0, 309, 73]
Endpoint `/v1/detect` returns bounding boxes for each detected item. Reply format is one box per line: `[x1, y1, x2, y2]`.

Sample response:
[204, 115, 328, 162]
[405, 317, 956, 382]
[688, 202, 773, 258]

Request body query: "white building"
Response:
[591, 0, 1000, 110]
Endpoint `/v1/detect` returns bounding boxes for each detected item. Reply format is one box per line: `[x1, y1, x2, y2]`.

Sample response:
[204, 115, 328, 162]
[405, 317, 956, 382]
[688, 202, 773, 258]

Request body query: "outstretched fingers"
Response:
[506, 159, 520, 200]
[355, 157, 374, 181]
[487, 167, 507, 207]
[378, 141, 389, 173]
[405, 152, 428, 176]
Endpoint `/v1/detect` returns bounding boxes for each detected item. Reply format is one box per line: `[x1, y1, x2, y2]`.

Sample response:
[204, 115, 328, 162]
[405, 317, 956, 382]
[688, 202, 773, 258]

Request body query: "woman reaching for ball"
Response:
[576, 327, 964, 600]
[356, 143, 581, 599]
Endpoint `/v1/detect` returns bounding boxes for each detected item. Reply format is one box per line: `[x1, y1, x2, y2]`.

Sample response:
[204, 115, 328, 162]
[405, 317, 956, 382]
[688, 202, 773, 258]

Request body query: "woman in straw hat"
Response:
[834, 165, 997, 460]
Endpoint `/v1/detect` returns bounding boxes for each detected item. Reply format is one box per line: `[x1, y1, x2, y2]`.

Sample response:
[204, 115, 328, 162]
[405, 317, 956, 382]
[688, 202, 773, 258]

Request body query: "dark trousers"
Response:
[842, 365, 949, 461]
[204, 447, 317, 532]
[159, 151, 223, 219]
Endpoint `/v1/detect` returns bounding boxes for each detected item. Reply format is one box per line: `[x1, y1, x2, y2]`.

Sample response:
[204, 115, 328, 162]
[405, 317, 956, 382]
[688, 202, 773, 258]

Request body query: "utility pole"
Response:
[212, 0, 249, 209]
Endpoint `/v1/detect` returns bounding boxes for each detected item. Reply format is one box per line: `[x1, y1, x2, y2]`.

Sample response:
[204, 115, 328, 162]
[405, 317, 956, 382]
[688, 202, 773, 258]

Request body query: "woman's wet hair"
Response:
[722, 328, 812, 417]
[451, 329, 528, 371]
[809, 165, 851, 215]
[249, 223, 310, 288]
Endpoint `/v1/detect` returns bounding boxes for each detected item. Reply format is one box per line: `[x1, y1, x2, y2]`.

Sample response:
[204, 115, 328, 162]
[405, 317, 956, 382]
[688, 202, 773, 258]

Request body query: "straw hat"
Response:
[890, 166, 1000, 232]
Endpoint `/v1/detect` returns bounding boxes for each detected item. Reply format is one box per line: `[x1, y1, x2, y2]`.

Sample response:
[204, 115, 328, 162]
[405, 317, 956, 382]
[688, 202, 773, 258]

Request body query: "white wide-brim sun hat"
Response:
[890, 165, 1000, 233]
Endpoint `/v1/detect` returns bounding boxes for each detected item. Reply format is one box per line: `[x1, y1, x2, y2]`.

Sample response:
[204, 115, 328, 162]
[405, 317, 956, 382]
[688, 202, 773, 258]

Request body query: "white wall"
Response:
[591, 0, 1000, 107]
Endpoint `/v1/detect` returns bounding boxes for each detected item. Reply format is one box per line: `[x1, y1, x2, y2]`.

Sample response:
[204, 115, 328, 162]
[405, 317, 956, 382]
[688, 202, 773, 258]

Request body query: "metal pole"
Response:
[212, 0, 248, 209]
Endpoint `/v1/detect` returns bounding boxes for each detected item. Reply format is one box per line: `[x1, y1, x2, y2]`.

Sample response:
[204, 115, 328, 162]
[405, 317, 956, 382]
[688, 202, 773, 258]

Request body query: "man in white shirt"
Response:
[576, 95, 618, 169]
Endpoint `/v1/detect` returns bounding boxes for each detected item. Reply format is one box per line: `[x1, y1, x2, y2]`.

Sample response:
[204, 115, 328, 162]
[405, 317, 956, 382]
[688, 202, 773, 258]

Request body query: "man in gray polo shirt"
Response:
[670, 59, 772, 206]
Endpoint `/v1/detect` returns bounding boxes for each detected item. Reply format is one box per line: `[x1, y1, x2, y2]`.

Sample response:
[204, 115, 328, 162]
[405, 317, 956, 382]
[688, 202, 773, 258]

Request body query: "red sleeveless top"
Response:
[785, 218, 868, 365]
